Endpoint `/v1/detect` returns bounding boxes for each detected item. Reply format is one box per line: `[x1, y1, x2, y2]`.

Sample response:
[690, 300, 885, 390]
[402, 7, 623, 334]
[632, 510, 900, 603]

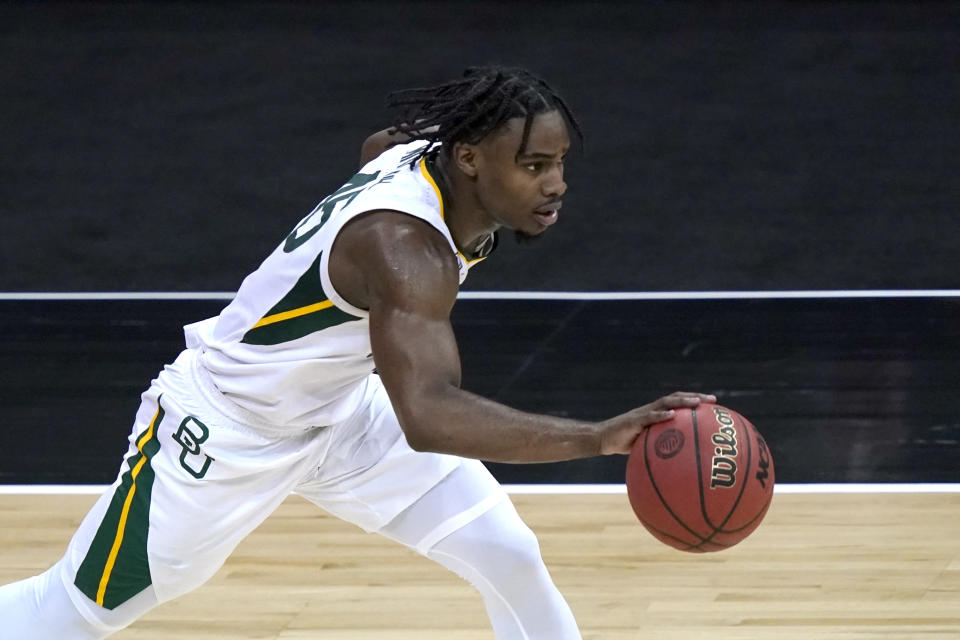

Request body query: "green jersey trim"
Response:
[241, 253, 362, 346]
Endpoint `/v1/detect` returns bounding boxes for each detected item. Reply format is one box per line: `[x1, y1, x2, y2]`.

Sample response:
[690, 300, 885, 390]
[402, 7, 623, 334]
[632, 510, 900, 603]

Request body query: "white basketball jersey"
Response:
[184, 140, 492, 428]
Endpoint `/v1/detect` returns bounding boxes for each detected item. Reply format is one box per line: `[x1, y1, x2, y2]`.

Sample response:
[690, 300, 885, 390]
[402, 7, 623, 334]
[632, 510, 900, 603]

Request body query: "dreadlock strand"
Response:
[384, 65, 583, 166]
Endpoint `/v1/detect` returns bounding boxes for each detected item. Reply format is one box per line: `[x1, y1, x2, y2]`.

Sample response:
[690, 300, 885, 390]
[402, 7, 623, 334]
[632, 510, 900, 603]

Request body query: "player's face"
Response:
[473, 110, 570, 237]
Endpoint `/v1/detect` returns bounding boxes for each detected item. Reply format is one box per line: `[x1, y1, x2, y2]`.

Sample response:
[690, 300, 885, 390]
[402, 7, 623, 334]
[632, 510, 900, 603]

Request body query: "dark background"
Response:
[2, 296, 959, 485]
[1, 2, 958, 485]
[2, 1, 958, 292]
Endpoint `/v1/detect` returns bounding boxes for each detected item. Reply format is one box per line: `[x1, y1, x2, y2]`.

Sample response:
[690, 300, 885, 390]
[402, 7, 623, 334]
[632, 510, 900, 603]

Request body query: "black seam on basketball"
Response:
[697, 409, 746, 530]
[693, 406, 704, 501]
[719, 488, 773, 534]
[633, 511, 702, 549]
[643, 414, 712, 545]
[726, 432, 775, 533]
[732, 497, 773, 533]
[690, 407, 714, 548]
[686, 407, 730, 551]
[689, 421, 773, 549]
[684, 537, 731, 552]
[697, 411, 752, 547]
[715, 425, 773, 533]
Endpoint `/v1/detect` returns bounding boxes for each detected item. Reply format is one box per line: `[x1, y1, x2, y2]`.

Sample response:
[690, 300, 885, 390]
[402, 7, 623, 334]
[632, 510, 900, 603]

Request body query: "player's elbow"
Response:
[359, 130, 395, 166]
[400, 424, 434, 453]
[392, 389, 452, 454]
[395, 408, 439, 453]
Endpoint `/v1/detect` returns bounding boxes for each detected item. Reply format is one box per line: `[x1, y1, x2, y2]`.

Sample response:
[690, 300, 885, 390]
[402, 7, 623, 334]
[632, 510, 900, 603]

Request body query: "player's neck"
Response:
[433, 154, 498, 257]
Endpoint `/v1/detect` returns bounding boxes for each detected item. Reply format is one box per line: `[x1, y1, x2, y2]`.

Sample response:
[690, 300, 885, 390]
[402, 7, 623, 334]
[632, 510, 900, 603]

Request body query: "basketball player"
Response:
[0, 66, 714, 639]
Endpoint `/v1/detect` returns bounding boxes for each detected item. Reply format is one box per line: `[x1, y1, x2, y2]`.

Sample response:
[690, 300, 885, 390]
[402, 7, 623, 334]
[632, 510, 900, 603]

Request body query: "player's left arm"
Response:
[359, 125, 440, 167]
[359, 129, 401, 166]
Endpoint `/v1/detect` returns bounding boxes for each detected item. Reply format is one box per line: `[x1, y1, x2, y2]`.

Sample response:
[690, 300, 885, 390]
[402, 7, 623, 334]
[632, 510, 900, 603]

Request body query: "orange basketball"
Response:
[625, 403, 775, 552]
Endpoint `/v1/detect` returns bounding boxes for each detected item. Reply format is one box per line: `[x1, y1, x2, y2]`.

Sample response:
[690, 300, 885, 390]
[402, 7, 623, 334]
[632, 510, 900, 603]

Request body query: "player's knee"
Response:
[454, 520, 546, 581]
[496, 524, 546, 575]
[0, 568, 114, 640]
[146, 553, 225, 603]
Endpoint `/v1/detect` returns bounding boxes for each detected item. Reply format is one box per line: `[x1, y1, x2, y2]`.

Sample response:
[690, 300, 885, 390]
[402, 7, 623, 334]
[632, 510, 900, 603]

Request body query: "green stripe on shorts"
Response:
[74, 397, 163, 609]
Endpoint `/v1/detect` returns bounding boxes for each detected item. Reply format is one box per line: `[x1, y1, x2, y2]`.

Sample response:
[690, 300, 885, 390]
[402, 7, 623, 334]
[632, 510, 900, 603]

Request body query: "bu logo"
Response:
[172, 416, 216, 479]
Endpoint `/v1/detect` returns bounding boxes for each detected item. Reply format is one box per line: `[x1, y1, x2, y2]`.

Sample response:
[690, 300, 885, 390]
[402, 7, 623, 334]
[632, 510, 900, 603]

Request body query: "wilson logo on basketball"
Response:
[654, 428, 685, 459]
[709, 407, 739, 489]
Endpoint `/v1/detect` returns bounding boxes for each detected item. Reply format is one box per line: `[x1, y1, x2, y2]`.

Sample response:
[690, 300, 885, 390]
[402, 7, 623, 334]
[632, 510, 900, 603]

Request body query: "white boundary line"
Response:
[0, 485, 111, 495]
[460, 290, 960, 301]
[506, 483, 960, 494]
[1, 290, 959, 301]
[1, 484, 958, 496]
[0, 292, 237, 301]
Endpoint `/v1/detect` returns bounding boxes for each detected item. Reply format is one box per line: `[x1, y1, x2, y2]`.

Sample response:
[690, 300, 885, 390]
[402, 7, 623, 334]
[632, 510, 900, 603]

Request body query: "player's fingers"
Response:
[647, 409, 676, 425]
[653, 392, 715, 409]
[625, 408, 677, 430]
[669, 391, 717, 402]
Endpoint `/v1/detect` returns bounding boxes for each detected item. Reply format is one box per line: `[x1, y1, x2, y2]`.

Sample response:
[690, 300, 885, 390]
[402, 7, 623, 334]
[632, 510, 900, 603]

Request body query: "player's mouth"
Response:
[533, 201, 562, 227]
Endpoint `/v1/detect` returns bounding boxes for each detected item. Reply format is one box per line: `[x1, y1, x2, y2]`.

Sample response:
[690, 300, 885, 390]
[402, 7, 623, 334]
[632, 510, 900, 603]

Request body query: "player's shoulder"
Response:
[332, 209, 460, 312]
[353, 140, 438, 203]
[343, 209, 456, 271]
[349, 141, 447, 233]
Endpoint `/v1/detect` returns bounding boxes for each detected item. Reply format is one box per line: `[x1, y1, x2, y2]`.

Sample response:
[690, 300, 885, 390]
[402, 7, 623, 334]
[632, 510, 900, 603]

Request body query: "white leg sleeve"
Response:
[379, 462, 582, 640]
[0, 560, 160, 640]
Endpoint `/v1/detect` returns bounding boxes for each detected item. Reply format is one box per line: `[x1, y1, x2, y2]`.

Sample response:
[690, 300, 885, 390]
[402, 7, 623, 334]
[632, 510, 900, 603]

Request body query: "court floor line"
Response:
[1, 290, 959, 301]
[1, 484, 958, 495]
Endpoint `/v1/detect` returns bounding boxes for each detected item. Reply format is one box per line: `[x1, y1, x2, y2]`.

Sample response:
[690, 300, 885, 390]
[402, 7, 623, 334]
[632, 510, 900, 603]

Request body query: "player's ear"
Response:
[452, 142, 480, 178]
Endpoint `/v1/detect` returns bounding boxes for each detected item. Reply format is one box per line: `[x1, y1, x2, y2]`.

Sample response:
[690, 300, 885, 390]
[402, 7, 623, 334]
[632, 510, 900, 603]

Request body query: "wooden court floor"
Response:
[1, 491, 959, 639]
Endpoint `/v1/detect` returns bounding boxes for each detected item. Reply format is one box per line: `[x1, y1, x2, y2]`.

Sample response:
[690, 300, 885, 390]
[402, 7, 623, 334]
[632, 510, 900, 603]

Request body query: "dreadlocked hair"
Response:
[386, 66, 582, 166]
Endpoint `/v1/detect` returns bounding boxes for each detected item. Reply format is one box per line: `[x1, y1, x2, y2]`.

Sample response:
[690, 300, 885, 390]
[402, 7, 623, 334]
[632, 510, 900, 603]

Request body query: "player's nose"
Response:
[542, 166, 567, 198]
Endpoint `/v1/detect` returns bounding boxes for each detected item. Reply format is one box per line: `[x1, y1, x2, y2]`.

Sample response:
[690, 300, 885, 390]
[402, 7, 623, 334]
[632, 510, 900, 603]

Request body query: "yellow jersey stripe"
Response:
[251, 300, 335, 329]
[95, 404, 161, 606]
[418, 157, 487, 267]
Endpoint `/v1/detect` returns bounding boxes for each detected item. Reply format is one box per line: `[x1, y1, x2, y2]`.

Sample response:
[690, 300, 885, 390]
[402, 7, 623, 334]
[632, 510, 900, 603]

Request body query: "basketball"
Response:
[625, 403, 775, 552]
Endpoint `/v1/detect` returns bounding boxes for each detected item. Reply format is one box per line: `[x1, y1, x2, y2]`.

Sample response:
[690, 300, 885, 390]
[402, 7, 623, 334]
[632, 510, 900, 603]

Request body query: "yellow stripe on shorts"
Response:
[74, 397, 164, 610]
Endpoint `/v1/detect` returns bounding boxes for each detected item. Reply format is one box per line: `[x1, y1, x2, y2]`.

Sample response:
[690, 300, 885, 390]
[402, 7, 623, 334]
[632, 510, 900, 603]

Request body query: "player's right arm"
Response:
[329, 210, 714, 463]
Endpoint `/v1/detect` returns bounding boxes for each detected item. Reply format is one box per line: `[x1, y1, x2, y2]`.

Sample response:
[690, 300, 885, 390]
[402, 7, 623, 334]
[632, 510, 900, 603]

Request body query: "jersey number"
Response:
[283, 170, 381, 253]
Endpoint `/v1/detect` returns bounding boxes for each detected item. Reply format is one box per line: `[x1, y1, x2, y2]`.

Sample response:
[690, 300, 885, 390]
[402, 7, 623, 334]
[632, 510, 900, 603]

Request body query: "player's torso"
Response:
[186, 141, 481, 428]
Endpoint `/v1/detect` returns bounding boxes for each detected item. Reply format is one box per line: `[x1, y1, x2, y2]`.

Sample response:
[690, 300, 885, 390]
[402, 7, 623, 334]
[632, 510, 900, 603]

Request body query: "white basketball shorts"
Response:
[62, 348, 461, 609]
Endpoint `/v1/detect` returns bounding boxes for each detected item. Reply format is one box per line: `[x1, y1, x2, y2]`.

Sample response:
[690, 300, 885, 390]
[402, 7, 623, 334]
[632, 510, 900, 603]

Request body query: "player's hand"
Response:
[598, 392, 717, 455]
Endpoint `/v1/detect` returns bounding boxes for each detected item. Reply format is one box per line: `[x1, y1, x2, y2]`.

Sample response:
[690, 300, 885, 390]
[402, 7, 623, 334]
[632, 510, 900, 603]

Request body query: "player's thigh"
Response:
[294, 374, 464, 534]
[64, 361, 326, 609]
[377, 459, 511, 554]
